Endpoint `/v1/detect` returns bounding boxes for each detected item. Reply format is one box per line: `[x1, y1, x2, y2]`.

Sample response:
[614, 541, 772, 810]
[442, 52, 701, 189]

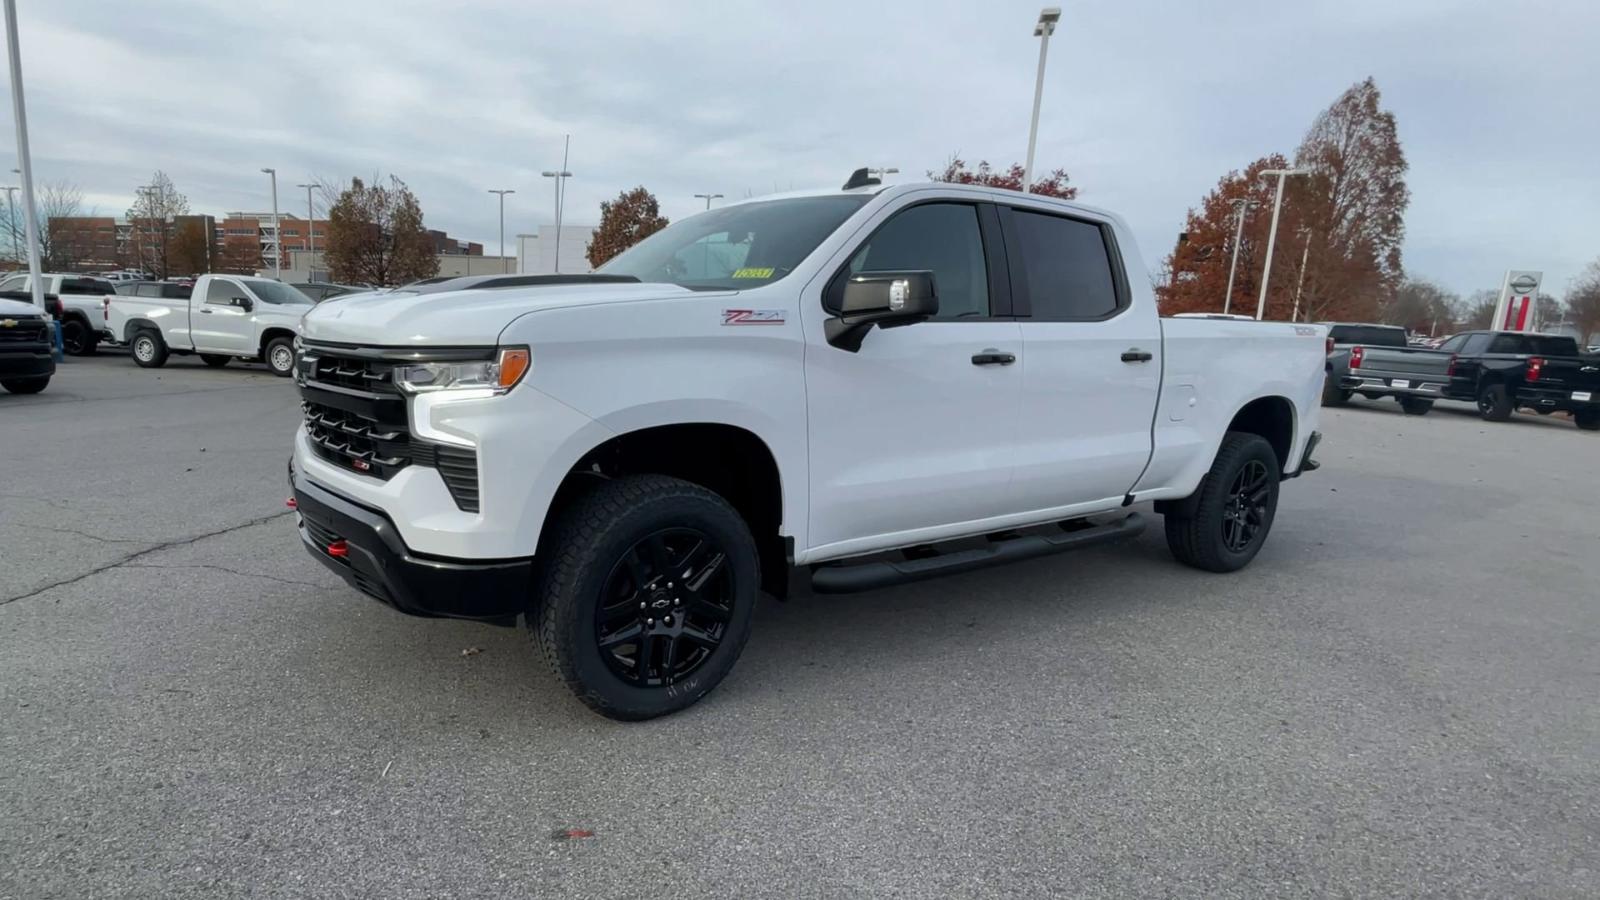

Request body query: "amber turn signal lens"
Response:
[497, 348, 531, 390]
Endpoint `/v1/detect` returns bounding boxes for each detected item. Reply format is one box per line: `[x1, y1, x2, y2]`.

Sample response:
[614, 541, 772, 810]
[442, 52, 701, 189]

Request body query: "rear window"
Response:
[1487, 333, 1578, 355]
[62, 278, 115, 295]
[1329, 324, 1407, 347]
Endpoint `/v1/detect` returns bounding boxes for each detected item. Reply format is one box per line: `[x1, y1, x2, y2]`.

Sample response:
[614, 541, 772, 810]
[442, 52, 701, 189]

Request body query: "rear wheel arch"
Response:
[1222, 395, 1295, 473]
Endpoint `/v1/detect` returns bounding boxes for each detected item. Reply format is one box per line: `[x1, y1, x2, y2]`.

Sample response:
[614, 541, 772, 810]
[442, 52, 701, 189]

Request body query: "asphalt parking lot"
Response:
[3, 353, 1597, 899]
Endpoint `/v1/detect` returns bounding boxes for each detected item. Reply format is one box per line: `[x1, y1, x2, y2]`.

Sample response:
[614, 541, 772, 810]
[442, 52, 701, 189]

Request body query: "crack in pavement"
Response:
[122, 562, 329, 590]
[0, 510, 297, 607]
[24, 524, 154, 546]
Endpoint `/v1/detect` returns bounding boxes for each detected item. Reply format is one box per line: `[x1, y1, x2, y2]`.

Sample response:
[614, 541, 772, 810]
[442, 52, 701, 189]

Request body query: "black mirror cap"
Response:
[824, 270, 939, 352]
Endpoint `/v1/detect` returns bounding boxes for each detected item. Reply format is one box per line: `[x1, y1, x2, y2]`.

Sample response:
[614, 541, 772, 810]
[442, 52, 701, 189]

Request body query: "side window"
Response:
[206, 279, 238, 305]
[1008, 209, 1122, 320]
[135, 284, 160, 298]
[1437, 334, 1468, 353]
[0, 275, 26, 292]
[1462, 333, 1492, 354]
[844, 203, 989, 319]
[165, 284, 193, 300]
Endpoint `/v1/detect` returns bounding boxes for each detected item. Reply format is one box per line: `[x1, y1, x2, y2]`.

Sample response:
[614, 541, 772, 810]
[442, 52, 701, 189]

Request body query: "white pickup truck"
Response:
[0, 272, 118, 356]
[288, 175, 1326, 719]
[107, 274, 310, 375]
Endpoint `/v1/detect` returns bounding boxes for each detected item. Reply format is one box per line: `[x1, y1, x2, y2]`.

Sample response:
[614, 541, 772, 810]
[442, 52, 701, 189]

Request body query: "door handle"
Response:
[199, 308, 213, 314]
[971, 349, 1016, 366]
[1120, 349, 1153, 363]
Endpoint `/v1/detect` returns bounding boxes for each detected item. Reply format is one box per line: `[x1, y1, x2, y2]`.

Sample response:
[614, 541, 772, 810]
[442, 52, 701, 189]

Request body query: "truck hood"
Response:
[300, 282, 696, 346]
[0, 297, 43, 316]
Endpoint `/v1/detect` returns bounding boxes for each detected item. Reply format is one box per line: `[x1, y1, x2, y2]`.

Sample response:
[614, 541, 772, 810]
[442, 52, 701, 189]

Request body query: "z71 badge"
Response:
[722, 309, 786, 326]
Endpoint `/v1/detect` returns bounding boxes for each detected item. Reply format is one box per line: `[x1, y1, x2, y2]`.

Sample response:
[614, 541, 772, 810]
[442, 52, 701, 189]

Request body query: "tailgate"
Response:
[1535, 357, 1600, 394]
[1355, 346, 1453, 379]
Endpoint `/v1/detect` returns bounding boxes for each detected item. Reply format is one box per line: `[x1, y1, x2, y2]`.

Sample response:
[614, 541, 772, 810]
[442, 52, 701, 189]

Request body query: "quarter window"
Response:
[843, 203, 989, 320]
[1462, 333, 1492, 354]
[1009, 209, 1121, 320]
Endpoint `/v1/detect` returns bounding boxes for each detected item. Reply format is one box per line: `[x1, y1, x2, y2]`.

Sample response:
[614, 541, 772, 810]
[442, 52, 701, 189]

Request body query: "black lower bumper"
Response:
[0, 350, 54, 378]
[289, 467, 534, 622]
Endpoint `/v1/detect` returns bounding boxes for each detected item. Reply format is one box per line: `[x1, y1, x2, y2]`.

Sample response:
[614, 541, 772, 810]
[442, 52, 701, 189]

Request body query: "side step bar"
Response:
[810, 513, 1146, 594]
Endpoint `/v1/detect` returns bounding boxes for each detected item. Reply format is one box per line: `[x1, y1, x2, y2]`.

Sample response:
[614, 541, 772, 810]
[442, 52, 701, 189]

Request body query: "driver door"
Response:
[803, 199, 1022, 558]
[192, 278, 255, 354]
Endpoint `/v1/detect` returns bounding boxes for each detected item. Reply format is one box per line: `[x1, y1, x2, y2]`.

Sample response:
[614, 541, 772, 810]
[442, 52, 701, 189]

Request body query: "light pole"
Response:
[5, 0, 46, 311]
[1022, 7, 1061, 192]
[693, 192, 723, 210]
[260, 167, 280, 278]
[296, 182, 316, 273]
[487, 189, 515, 273]
[2, 185, 18, 264]
[541, 135, 572, 273]
[1290, 230, 1312, 323]
[1222, 197, 1259, 316]
[1254, 167, 1309, 320]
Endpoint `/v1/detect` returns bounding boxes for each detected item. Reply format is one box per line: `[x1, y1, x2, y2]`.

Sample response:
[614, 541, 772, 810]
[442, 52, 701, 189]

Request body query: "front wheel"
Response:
[1163, 432, 1281, 573]
[1399, 397, 1433, 416]
[1, 376, 49, 394]
[130, 330, 168, 368]
[1576, 410, 1600, 431]
[1477, 383, 1513, 421]
[264, 337, 295, 377]
[532, 474, 759, 720]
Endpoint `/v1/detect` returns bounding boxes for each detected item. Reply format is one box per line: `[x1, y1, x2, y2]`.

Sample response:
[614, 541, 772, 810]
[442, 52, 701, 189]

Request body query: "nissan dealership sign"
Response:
[1492, 270, 1543, 332]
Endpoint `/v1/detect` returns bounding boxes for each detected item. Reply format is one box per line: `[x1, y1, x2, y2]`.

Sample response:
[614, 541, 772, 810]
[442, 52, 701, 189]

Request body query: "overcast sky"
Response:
[3, 0, 1596, 297]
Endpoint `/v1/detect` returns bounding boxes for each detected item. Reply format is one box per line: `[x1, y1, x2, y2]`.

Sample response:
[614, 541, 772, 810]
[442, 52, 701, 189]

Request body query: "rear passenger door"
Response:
[1001, 204, 1161, 514]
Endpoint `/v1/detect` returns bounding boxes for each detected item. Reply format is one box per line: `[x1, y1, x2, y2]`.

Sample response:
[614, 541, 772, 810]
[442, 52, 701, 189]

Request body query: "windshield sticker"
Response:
[731, 267, 775, 279]
[722, 309, 786, 326]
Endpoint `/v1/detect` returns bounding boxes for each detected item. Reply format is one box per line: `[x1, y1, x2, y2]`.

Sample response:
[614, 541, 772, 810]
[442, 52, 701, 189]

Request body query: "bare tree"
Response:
[126, 171, 190, 279]
[4, 179, 85, 269]
[1566, 260, 1600, 346]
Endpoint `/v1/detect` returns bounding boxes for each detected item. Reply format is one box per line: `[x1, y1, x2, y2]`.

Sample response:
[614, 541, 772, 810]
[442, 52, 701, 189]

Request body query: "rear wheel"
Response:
[62, 318, 97, 356]
[1, 376, 49, 394]
[1399, 397, 1433, 416]
[1163, 432, 1280, 573]
[264, 337, 295, 377]
[131, 330, 168, 368]
[1321, 379, 1351, 407]
[532, 474, 759, 720]
[1576, 410, 1600, 431]
[200, 354, 231, 368]
[1477, 383, 1513, 421]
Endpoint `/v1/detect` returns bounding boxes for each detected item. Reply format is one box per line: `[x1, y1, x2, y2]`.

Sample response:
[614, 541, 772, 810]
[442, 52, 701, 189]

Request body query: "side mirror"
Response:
[824, 270, 938, 352]
[233, 296, 254, 312]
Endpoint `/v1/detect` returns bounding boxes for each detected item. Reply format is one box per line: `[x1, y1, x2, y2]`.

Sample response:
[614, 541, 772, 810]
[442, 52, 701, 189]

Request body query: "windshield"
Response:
[250, 281, 313, 305]
[598, 195, 871, 290]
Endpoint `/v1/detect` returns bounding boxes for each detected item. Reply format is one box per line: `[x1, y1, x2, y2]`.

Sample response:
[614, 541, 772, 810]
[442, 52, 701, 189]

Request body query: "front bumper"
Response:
[290, 464, 534, 622]
[0, 349, 54, 378]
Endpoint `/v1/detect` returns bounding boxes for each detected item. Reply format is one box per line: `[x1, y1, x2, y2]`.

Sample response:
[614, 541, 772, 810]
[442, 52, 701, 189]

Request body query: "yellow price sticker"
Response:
[731, 267, 775, 279]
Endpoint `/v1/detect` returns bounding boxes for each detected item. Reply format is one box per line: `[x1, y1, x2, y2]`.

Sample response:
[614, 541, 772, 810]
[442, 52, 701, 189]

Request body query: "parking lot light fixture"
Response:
[488, 189, 515, 273]
[1022, 7, 1062, 192]
[1254, 167, 1309, 320]
[693, 193, 723, 210]
[296, 183, 317, 262]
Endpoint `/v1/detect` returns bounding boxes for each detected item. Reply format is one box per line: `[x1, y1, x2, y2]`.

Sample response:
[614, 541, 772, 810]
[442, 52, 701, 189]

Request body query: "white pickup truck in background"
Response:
[107, 274, 311, 375]
[0, 271, 118, 356]
[288, 174, 1326, 720]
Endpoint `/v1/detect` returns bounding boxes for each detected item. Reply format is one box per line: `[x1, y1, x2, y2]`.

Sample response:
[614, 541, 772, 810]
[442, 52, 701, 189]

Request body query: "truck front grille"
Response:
[0, 319, 48, 344]
[298, 344, 482, 513]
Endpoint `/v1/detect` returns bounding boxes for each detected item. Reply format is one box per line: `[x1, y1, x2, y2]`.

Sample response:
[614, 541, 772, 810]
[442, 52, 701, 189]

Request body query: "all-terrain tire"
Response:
[1163, 432, 1281, 574]
[62, 317, 97, 356]
[1575, 410, 1600, 431]
[1321, 378, 1351, 407]
[531, 474, 759, 720]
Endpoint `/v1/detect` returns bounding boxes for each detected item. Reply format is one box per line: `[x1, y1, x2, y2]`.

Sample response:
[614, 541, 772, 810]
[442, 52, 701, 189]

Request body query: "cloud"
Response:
[2, 0, 1596, 296]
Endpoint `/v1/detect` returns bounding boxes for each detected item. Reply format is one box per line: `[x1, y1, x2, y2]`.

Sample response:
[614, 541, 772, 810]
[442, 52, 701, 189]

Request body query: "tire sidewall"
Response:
[549, 490, 759, 717]
[266, 338, 295, 376]
[62, 318, 88, 355]
[132, 332, 160, 366]
[1201, 437, 1280, 569]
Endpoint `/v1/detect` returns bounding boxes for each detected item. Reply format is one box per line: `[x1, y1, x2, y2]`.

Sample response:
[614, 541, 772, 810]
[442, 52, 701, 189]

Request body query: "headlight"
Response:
[394, 347, 530, 395]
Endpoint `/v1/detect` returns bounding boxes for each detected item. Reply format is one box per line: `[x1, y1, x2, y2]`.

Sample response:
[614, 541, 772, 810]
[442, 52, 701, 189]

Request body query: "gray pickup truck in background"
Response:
[1321, 323, 1441, 414]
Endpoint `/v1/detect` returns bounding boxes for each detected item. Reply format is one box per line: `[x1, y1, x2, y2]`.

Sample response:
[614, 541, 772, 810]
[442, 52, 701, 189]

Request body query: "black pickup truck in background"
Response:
[1337, 329, 1600, 428]
[1443, 331, 1600, 429]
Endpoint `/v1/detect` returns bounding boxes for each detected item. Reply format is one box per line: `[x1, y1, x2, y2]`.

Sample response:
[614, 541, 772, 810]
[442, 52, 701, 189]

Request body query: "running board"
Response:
[809, 513, 1146, 594]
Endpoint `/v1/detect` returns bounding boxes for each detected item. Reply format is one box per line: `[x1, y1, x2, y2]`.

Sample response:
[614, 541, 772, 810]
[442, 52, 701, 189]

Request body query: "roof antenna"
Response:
[842, 167, 880, 190]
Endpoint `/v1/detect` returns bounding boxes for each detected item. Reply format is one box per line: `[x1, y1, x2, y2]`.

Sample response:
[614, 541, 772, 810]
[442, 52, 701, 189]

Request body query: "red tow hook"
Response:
[326, 539, 349, 559]
[285, 497, 298, 510]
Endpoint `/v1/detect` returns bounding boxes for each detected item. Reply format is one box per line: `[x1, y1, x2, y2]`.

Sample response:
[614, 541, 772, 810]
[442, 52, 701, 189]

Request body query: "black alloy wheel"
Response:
[595, 528, 733, 687]
[1221, 459, 1271, 554]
